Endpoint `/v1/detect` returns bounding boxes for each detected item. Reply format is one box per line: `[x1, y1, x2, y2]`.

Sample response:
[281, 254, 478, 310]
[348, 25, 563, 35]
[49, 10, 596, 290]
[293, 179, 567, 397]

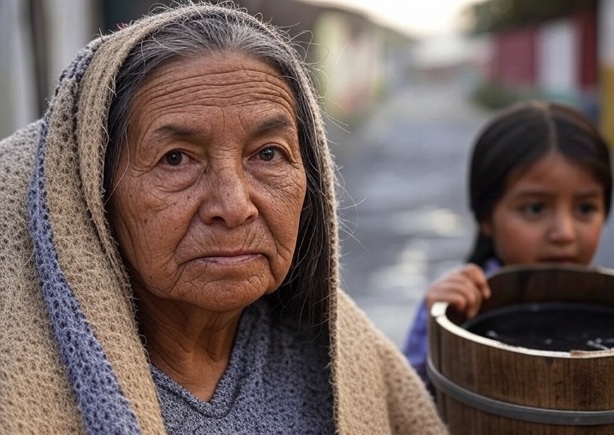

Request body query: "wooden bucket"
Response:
[428, 265, 614, 434]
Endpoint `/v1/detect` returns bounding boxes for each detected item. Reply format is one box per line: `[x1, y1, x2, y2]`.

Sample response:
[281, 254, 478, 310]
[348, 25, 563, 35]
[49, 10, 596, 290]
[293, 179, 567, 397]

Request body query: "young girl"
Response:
[403, 99, 613, 387]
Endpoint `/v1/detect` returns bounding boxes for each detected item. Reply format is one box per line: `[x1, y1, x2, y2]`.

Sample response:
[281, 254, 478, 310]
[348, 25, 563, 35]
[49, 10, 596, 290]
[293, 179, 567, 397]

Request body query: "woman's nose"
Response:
[198, 165, 258, 227]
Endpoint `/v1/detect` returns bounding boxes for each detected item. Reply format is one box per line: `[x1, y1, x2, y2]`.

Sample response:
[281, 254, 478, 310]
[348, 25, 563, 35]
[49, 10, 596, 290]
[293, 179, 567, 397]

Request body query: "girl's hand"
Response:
[424, 264, 491, 318]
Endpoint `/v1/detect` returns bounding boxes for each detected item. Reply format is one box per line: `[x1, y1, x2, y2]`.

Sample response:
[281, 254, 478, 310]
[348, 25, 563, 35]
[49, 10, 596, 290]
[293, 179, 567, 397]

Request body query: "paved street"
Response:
[328, 77, 614, 349]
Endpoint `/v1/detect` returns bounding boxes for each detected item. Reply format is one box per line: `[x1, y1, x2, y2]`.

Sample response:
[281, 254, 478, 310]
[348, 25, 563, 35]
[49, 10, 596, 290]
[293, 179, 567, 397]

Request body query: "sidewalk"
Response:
[330, 77, 492, 347]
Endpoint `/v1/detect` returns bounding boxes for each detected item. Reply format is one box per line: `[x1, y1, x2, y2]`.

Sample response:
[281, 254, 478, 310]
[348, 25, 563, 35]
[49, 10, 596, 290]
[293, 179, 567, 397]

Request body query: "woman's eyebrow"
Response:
[150, 115, 296, 140]
[151, 125, 202, 140]
[252, 114, 297, 138]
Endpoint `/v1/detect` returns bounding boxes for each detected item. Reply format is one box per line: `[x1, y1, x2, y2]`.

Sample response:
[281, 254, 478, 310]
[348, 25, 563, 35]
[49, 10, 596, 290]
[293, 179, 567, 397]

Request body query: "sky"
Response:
[299, 0, 482, 37]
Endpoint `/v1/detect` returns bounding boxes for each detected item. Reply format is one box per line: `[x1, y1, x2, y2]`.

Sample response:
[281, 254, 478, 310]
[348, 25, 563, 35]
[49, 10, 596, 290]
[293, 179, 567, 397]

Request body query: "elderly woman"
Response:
[0, 2, 446, 434]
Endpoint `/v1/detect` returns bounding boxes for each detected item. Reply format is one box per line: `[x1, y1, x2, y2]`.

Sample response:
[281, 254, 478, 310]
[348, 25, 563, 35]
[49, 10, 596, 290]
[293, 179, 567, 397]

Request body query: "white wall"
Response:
[599, 0, 614, 66]
[536, 18, 578, 97]
[0, 0, 94, 138]
[0, 0, 37, 137]
[47, 0, 95, 91]
[313, 12, 381, 118]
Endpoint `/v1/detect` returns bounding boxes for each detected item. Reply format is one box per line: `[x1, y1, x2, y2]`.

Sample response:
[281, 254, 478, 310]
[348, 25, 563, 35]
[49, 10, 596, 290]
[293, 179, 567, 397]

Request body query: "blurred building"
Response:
[465, 0, 614, 144]
[599, 0, 614, 145]
[0, 0, 96, 139]
[480, 8, 597, 115]
[0, 0, 414, 139]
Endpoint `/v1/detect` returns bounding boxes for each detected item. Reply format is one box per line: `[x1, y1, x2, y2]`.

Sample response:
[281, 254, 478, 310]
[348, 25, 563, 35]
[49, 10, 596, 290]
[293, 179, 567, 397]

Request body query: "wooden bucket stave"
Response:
[429, 265, 614, 434]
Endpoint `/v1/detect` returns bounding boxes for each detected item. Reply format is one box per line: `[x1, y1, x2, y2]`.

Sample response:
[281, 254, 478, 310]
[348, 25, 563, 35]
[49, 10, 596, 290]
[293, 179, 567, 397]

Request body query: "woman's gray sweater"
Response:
[151, 299, 334, 434]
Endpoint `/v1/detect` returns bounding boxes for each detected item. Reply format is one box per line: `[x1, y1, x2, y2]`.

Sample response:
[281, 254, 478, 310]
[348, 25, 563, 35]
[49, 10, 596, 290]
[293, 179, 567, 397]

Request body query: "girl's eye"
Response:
[164, 151, 184, 166]
[578, 202, 598, 215]
[522, 202, 545, 215]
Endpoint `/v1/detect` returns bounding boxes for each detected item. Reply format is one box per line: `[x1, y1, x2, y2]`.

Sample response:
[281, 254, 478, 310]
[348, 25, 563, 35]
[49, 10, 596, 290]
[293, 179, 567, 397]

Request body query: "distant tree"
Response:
[466, 0, 596, 34]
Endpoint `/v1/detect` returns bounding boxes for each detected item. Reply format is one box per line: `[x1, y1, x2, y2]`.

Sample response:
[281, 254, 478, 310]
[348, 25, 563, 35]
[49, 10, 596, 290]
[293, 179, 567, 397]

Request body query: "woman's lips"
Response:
[202, 253, 263, 265]
[189, 252, 265, 265]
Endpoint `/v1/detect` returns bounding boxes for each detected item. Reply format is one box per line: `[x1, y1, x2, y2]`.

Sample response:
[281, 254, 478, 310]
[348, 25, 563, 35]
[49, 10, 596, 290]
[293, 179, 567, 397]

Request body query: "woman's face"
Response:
[481, 152, 606, 266]
[109, 53, 307, 314]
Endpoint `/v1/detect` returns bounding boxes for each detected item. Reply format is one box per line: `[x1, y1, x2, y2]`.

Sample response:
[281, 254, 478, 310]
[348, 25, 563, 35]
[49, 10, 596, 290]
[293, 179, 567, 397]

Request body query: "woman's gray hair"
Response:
[105, 2, 332, 332]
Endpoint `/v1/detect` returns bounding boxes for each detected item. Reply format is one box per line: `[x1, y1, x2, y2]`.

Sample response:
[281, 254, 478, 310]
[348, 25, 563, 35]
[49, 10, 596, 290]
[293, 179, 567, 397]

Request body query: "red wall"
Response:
[491, 26, 537, 87]
[574, 9, 598, 91]
[486, 10, 597, 92]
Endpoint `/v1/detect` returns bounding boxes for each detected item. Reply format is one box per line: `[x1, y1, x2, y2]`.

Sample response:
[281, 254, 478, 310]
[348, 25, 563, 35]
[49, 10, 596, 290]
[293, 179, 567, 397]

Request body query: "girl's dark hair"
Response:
[466, 100, 612, 265]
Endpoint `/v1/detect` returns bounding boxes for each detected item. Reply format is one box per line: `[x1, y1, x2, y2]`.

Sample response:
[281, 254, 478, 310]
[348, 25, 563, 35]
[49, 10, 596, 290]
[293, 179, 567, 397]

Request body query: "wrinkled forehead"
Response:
[134, 51, 297, 110]
[121, 53, 302, 161]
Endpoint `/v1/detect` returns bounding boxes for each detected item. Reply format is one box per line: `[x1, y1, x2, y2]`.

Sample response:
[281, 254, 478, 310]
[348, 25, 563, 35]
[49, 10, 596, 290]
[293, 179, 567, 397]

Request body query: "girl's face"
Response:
[480, 152, 607, 266]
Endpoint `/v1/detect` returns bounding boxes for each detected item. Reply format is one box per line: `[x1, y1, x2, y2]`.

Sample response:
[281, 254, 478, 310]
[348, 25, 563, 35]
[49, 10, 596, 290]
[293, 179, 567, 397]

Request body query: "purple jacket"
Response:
[402, 259, 502, 385]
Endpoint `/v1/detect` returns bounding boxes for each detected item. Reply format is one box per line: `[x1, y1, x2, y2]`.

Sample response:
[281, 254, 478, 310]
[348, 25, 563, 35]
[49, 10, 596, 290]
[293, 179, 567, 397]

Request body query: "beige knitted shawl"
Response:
[0, 3, 446, 434]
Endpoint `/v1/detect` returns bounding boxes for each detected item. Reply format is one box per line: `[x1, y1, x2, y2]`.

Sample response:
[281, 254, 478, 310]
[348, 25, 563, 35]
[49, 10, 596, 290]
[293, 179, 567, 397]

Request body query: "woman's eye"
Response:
[258, 147, 278, 162]
[164, 151, 184, 166]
